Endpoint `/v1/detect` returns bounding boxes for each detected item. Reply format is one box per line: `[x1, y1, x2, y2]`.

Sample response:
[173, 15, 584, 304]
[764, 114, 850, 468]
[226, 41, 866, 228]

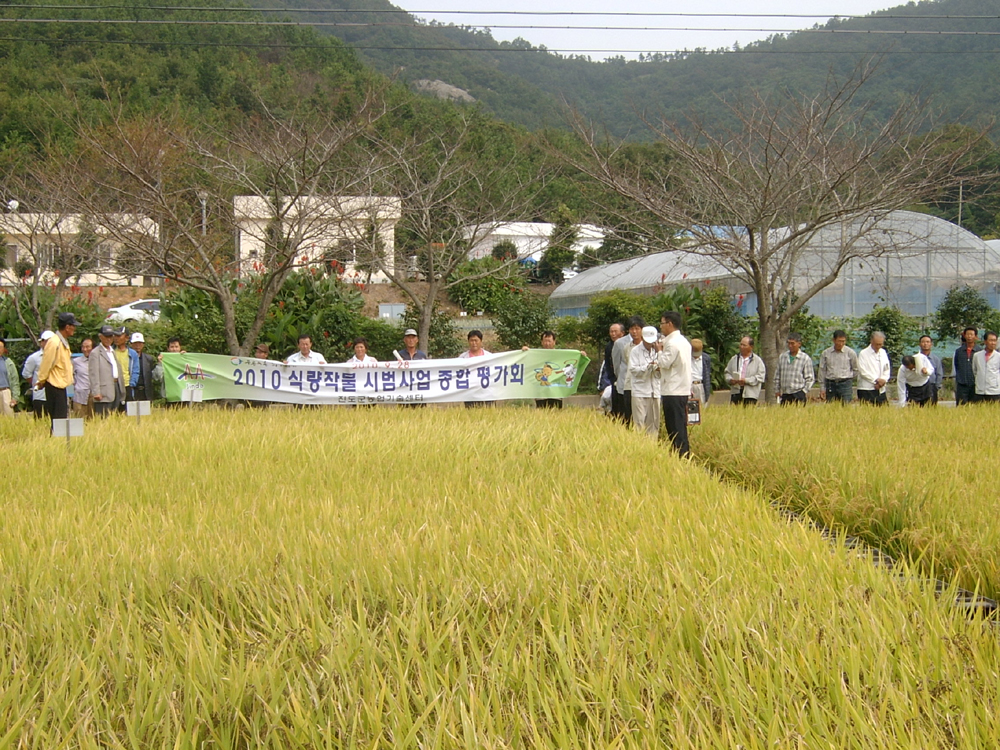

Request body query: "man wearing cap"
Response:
[113, 327, 139, 408]
[628, 325, 662, 436]
[130, 332, 156, 403]
[724, 336, 766, 406]
[90, 325, 125, 417]
[0, 337, 21, 416]
[72, 337, 94, 419]
[689, 338, 712, 409]
[398, 329, 427, 361]
[22, 330, 54, 419]
[35, 312, 79, 426]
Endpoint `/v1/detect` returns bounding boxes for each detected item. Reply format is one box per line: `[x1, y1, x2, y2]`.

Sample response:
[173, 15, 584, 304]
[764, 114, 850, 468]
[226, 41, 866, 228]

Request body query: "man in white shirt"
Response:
[285, 334, 327, 366]
[897, 353, 934, 407]
[724, 336, 766, 406]
[972, 331, 1000, 402]
[656, 311, 693, 457]
[22, 330, 53, 419]
[857, 331, 891, 405]
[628, 326, 661, 437]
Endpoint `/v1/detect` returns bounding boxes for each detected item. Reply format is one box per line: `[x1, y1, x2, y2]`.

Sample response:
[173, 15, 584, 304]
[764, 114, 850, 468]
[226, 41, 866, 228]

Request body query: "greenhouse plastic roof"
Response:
[551, 211, 1000, 317]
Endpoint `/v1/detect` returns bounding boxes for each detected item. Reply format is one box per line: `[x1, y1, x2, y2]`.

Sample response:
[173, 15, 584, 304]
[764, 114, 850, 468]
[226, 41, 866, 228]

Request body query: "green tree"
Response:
[933, 284, 1000, 343]
[857, 305, 921, 367]
[491, 240, 518, 262]
[493, 291, 551, 350]
[536, 205, 577, 284]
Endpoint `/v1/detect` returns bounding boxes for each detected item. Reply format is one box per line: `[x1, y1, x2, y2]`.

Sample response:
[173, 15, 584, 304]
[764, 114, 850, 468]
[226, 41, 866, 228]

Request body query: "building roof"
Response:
[551, 211, 1000, 317]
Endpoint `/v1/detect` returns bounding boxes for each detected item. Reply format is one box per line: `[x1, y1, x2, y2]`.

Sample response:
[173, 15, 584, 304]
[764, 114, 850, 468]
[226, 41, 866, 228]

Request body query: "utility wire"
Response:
[2, 35, 999, 54]
[5, 17, 1000, 36]
[7, 5, 1000, 19]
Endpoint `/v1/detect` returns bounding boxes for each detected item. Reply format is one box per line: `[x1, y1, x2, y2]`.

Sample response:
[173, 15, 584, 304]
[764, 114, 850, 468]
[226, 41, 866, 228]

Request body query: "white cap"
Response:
[40, 330, 54, 341]
[131, 332, 145, 343]
[641, 326, 658, 344]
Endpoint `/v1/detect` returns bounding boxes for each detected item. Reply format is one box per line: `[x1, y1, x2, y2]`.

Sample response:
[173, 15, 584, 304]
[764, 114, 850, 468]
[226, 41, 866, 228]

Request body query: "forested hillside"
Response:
[251, 0, 1000, 139]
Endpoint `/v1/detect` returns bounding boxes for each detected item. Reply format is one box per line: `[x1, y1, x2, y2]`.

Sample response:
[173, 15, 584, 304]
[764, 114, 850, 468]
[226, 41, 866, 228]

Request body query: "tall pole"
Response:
[197, 190, 208, 237]
[958, 179, 964, 228]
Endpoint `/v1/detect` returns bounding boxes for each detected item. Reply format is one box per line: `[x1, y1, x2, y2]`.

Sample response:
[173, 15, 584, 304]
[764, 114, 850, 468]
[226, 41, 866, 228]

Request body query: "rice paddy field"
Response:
[692, 405, 1000, 602]
[3, 406, 1000, 748]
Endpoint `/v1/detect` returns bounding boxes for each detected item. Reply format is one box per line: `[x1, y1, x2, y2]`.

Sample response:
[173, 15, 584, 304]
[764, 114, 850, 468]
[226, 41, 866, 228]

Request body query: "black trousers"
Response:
[780, 390, 808, 405]
[857, 389, 887, 405]
[956, 383, 977, 405]
[44, 383, 68, 426]
[610, 388, 627, 420]
[535, 399, 562, 409]
[660, 395, 690, 457]
[622, 390, 633, 425]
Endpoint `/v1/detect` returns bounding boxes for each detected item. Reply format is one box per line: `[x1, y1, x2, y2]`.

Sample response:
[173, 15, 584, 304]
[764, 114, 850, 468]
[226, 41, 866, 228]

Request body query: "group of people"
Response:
[722, 328, 983, 407]
[2, 314, 185, 428]
[599, 312, 695, 456]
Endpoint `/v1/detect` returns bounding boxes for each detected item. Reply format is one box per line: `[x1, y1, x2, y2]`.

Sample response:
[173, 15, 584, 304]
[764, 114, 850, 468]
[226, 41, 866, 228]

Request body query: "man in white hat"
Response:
[22, 329, 55, 419]
[628, 325, 662, 437]
[398, 329, 427, 361]
[130, 332, 156, 403]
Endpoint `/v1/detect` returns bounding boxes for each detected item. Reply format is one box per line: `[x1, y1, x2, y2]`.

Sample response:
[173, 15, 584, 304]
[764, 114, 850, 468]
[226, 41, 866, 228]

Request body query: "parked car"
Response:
[105, 299, 161, 324]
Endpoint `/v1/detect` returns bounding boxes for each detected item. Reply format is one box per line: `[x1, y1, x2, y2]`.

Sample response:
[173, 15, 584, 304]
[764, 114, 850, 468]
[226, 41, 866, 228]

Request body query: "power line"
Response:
[7, 5, 1000, 19]
[2, 35, 1000, 55]
[6, 17, 1000, 37]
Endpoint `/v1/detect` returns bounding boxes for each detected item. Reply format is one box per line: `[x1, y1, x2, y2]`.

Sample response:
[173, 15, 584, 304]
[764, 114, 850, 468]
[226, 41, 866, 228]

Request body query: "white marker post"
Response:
[126, 400, 151, 426]
[180, 389, 204, 404]
[51, 418, 84, 451]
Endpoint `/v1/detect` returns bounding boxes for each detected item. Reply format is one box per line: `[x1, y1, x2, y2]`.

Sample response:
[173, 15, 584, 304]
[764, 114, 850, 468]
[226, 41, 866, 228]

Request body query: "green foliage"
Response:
[580, 290, 653, 349]
[0, 284, 105, 360]
[352, 317, 404, 362]
[856, 305, 922, 366]
[933, 284, 1000, 343]
[536, 205, 577, 285]
[491, 240, 518, 262]
[576, 237, 646, 271]
[401, 306, 463, 358]
[159, 285, 234, 355]
[448, 258, 526, 314]
[581, 283, 746, 390]
[261, 270, 364, 360]
[492, 291, 551, 350]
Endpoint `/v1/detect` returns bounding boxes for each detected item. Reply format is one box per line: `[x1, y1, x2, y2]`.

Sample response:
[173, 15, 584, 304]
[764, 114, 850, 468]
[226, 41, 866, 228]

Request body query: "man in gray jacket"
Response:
[612, 316, 644, 425]
[89, 325, 126, 417]
[724, 336, 766, 406]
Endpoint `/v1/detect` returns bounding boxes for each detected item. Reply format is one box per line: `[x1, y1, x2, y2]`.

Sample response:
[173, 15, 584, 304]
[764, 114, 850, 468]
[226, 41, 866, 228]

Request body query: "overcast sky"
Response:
[406, 1, 896, 60]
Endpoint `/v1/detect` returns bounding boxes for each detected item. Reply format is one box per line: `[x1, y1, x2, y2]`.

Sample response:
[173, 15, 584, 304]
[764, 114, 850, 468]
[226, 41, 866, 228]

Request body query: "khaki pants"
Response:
[691, 382, 706, 408]
[73, 397, 94, 420]
[631, 394, 661, 437]
[0, 388, 13, 416]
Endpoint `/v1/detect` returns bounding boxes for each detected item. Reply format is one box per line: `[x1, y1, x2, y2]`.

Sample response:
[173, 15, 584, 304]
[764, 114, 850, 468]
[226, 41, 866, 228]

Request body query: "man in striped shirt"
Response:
[776, 333, 815, 405]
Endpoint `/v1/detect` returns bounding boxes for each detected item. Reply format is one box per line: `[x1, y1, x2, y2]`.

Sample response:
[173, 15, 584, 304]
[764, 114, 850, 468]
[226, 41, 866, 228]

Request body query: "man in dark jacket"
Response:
[953, 327, 981, 405]
[130, 333, 156, 402]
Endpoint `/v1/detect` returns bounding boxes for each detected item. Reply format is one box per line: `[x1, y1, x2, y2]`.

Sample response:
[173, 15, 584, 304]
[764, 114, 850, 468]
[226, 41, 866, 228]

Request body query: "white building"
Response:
[234, 195, 401, 282]
[0, 212, 160, 287]
[466, 222, 605, 263]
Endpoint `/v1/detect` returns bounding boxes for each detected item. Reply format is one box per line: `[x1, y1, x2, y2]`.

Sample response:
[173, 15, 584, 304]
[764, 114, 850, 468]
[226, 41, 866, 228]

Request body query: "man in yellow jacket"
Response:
[36, 312, 80, 428]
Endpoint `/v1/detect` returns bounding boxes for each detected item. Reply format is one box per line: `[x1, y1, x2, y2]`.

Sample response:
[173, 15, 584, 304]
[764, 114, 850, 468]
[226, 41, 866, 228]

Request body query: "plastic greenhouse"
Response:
[550, 211, 1000, 319]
